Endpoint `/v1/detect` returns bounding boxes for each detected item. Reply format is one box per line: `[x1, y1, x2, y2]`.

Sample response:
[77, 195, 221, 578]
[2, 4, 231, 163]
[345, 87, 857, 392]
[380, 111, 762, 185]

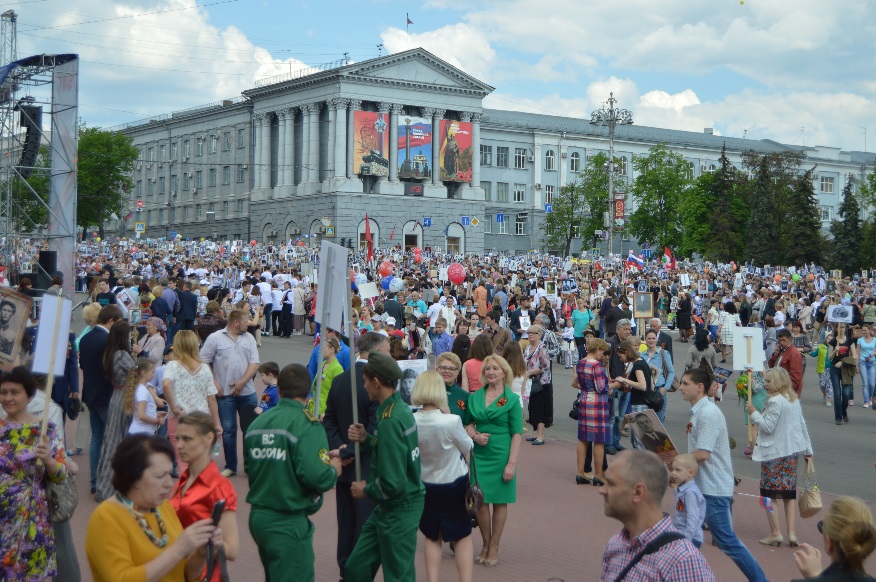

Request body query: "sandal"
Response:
[743, 446, 752, 456]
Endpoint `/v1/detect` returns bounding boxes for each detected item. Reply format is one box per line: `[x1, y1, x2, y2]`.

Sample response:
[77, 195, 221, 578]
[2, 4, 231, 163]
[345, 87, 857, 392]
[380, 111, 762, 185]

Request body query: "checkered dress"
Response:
[577, 358, 612, 443]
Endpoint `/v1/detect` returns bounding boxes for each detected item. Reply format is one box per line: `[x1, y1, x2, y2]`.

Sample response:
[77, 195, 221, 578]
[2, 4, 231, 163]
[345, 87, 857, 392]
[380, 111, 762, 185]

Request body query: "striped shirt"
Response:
[600, 516, 715, 581]
[688, 397, 735, 497]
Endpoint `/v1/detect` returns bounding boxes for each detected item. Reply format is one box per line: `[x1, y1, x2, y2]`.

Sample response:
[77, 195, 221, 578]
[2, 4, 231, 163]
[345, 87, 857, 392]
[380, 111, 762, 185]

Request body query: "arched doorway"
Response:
[309, 220, 324, 248]
[402, 220, 422, 250]
[357, 217, 380, 251]
[285, 220, 300, 243]
[445, 222, 464, 254]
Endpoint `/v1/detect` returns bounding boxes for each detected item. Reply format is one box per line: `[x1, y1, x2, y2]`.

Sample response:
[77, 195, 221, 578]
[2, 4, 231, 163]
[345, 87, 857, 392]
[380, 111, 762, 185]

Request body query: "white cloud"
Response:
[380, 23, 496, 82]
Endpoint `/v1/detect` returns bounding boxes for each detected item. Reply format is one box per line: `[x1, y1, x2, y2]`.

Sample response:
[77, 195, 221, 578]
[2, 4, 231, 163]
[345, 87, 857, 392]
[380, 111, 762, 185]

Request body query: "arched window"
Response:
[545, 149, 555, 171]
[570, 152, 581, 172]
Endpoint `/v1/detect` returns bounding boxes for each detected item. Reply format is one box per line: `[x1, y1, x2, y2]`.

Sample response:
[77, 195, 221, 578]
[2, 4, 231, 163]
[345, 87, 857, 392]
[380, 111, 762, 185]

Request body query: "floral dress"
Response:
[0, 420, 67, 580]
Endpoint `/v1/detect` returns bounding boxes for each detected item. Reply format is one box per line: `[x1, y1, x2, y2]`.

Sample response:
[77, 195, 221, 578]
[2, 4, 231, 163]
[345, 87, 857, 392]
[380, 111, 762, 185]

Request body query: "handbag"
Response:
[799, 460, 822, 518]
[661, 351, 680, 392]
[47, 473, 78, 523]
[569, 390, 582, 420]
[465, 448, 484, 519]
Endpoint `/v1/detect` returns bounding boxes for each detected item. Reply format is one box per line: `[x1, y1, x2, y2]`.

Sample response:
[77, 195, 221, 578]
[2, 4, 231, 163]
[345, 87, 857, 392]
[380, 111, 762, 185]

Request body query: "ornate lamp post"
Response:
[590, 92, 633, 258]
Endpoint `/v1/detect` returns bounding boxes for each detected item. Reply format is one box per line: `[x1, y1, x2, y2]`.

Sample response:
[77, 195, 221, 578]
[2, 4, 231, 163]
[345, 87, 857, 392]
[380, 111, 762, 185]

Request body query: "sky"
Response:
[9, 0, 876, 152]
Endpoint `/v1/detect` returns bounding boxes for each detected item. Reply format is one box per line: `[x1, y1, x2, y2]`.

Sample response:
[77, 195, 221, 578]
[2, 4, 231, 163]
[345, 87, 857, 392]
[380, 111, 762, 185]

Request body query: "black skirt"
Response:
[419, 475, 473, 542]
[528, 381, 554, 428]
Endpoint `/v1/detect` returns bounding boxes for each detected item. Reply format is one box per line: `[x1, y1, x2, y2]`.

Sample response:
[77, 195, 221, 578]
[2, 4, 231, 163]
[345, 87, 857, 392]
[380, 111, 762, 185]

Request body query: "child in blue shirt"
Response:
[431, 318, 455, 357]
[254, 361, 280, 415]
[670, 454, 706, 548]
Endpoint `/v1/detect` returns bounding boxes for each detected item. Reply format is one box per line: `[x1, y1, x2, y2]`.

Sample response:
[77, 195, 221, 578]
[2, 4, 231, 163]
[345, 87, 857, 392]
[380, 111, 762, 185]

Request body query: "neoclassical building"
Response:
[109, 48, 874, 255]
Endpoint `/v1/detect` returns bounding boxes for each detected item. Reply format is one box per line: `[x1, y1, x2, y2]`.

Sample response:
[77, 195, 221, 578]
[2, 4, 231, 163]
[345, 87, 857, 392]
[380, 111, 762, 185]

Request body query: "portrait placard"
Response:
[826, 304, 854, 324]
[0, 286, 33, 371]
[731, 327, 766, 371]
[397, 359, 428, 406]
[633, 292, 655, 319]
[624, 409, 678, 467]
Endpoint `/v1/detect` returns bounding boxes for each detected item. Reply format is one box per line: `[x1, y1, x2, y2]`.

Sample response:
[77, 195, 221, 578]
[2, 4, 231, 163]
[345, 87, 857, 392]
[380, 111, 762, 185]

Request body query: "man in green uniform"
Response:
[245, 363, 342, 582]
[345, 352, 426, 582]
[436, 351, 469, 420]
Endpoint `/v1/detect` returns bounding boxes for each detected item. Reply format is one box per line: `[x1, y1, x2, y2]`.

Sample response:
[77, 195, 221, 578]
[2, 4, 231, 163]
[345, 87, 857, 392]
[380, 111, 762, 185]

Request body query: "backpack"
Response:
[542, 329, 562, 357]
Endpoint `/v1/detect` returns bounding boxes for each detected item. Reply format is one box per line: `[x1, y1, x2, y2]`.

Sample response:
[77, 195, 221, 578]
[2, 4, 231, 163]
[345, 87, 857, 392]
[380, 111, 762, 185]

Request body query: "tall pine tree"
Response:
[783, 169, 824, 265]
[830, 175, 862, 274]
[745, 157, 777, 264]
[706, 145, 746, 262]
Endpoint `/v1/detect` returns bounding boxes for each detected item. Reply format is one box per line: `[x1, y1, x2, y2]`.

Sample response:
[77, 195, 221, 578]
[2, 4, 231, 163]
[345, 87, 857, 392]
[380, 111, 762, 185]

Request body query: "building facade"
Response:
[108, 48, 875, 256]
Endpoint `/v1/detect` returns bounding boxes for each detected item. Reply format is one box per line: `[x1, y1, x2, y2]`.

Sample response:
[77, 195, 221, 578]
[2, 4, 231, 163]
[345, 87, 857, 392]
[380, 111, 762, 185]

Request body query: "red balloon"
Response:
[448, 263, 466, 285]
[250, 240, 257, 247]
[414, 254, 422, 263]
[412, 247, 421, 254]
[379, 261, 393, 277]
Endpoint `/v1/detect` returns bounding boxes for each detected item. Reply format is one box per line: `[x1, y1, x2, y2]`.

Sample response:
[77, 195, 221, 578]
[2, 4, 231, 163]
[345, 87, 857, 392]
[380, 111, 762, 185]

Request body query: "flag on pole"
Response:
[364, 213, 374, 262]
[123, 212, 133, 221]
[662, 245, 676, 269]
[626, 253, 644, 269]
[389, 224, 396, 241]
[407, 13, 413, 24]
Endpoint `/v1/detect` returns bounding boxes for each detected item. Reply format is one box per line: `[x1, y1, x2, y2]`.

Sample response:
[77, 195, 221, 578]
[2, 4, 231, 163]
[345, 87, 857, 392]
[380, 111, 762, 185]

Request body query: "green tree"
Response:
[830, 175, 862, 273]
[859, 165, 876, 263]
[2, 145, 51, 233]
[744, 156, 778, 264]
[628, 145, 690, 250]
[574, 152, 613, 252]
[782, 169, 824, 265]
[541, 177, 589, 256]
[78, 126, 139, 239]
[677, 173, 714, 259]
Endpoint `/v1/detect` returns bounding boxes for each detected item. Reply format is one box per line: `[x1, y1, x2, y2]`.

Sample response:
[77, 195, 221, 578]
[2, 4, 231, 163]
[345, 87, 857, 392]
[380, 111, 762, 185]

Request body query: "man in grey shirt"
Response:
[200, 308, 260, 477]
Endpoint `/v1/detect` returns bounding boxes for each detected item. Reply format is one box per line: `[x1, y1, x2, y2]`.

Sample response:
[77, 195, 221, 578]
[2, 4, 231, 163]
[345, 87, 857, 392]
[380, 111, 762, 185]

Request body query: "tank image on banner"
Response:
[397, 115, 432, 180]
[439, 120, 472, 182]
[353, 111, 389, 176]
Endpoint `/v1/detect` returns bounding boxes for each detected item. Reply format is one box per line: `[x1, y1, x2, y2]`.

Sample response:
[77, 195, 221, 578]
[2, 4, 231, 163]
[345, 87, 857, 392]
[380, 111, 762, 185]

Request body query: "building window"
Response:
[497, 217, 507, 235]
[182, 206, 188, 221]
[159, 145, 166, 162]
[617, 156, 628, 175]
[222, 132, 231, 151]
[820, 206, 832, 221]
[485, 214, 492, 233]
[497, 182, 509, 202]
[545, 185, 555, 205]
[195, 171, 203, 189]
[147, 147, 154, 162]
[688, 161, 696, 179]
[158, 177, 165, 195]
[197, 140, 204, 156]
[208, 202, 215, 214]
[496, 147, 509, 168]
[481, 181, 491, 201]
[708, 163, 717, 173]
[209, 168, 217, 187]
[158, 208, 164, 223]
[182, 173, 190, 191]
[210, 136, 218, 154]
[514, 148, 527, 169]
[821, 176, 835, 193]
[570, 152, 580, 172]
[513, 183, 526, 203]
[196, 204, 202, 220]
[223, 166, 231, 185]
[146, 209, 152, 225]
[237, 166, 245, 183]
[545, 149, 555, 171]
[480, 145, 492, 166]
[170, 175, 177, 192]
[222, 200, 229, 217]
[136, 180, 142, 197]
[237, 200, 244, 214]
[515, 215, 526, 235]
[146, 180, 153, 196]
[237, 128, 245, 148]
[183, 140, 190, 158]
[170, 142, 178, 160]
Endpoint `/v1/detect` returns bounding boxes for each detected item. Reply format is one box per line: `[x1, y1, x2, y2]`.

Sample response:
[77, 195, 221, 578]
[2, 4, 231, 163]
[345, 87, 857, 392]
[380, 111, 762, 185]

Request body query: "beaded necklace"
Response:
[116, 493, 169, 548]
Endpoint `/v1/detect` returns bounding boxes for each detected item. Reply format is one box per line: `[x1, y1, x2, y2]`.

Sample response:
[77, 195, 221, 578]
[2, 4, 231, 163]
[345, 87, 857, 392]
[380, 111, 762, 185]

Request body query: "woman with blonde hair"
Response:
[412, 371, 474, 582]
[746, 367, 813, 547]
[464, 355, 523, 567]
[792, 496, 876, 581]
[162, 330, 221, 469]
[523, 324, 552, 445]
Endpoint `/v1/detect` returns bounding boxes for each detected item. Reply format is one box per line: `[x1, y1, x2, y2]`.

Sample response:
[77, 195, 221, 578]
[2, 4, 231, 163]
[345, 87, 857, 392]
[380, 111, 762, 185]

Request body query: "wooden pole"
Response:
[746, 333, 754, 444]
[347, 276, 361, 482]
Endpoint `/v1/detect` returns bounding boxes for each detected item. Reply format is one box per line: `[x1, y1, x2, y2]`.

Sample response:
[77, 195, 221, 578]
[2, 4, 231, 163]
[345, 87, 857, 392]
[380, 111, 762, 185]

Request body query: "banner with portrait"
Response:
[0, 287, 33, 371]
[438, 120, 473, 182]
[353, 111, 389, 176]
[398, 116, 432, 180]
[625, 409, 678, 468]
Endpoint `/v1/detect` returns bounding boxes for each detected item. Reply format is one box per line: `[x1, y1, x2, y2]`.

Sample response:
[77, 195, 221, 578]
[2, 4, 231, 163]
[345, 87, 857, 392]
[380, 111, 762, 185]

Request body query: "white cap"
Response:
[386, 317, 396, 326]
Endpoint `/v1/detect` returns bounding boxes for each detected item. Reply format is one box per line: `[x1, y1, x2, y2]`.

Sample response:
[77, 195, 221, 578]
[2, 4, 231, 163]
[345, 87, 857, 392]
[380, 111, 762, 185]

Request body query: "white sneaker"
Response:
[221, 468, 237, 477]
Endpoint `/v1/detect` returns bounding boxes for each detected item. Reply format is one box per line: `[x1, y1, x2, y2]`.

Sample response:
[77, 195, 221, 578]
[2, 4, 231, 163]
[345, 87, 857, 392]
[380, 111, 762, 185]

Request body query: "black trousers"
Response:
[280, 304, 292, 337]
[272, 309, 281, 335]
[335, 481, 375, 579]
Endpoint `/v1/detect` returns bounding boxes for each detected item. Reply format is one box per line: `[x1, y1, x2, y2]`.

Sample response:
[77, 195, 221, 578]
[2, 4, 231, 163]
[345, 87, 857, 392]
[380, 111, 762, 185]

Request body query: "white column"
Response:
[347, 100, 361, 178]
[261, 113, 271, 189]
[327, 102, 336, 180]
[430, 108, 445, 185]
[253, 115, 263, 189]
[376, 102, 391, 183]
[308, 102, 322, 183]
[276, 109, 286, 189]
[470, 113, 481, 186]
[284, 108, 295, 186]
[334, 99, 348, 178]
[301, 107, 311, 183]
[389, 104, 402, 182]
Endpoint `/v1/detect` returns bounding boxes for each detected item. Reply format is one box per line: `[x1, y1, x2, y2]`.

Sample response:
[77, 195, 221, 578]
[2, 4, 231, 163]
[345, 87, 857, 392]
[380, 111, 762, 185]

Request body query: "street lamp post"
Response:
[590, 92, 633, 259]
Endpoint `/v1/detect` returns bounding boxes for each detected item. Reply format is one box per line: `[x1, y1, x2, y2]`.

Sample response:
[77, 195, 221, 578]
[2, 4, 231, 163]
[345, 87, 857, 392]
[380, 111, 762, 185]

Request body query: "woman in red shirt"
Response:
[170, 411, 239, 581]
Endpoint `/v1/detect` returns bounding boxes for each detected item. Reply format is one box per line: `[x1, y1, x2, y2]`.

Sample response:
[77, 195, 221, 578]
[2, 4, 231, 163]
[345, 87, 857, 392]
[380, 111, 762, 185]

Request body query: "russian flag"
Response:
[626, 253, 644, 269]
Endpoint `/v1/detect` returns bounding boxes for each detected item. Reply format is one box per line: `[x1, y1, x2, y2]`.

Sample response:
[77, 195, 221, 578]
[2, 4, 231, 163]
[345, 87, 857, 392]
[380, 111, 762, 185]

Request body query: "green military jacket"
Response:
[362, 391, 424, 506]
[244, 398, 337, 515]
[446, 382, 469, 421]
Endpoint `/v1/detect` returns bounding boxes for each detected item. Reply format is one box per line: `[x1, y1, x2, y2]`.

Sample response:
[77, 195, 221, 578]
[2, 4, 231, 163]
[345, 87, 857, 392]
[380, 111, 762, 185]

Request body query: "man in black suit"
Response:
[79, 304, 122, 493]
[176, 280, 199, 332]
[649, 317, 674, 358]
[508, 295, 537, 345]
[381, 293, 405, 327]
[322, 331, 387, 582]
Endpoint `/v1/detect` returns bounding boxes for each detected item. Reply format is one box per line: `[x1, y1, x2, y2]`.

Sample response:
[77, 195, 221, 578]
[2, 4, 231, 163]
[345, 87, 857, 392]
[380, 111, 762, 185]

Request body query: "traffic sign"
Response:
[643, 240, 651, 249]
[136, 199, 143, 209]
[321, 217, 331, 226]
[423, 217, 432, 227]
[592, 248, 600, 257]
[325, 226, 335, 237]
[496, 214, 504, 223]
[470, 217, 480, 227]
[135, 222, 145, 233]
[544, 203, 552, 213]
[461, 216, 470, 226]
[642, 248, 653, 259]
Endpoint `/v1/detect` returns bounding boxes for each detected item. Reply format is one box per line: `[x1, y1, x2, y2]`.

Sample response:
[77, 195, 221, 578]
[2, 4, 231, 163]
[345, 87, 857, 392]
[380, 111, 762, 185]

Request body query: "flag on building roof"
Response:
[662, 245, 676, 269]
[407, 13, 413, 25]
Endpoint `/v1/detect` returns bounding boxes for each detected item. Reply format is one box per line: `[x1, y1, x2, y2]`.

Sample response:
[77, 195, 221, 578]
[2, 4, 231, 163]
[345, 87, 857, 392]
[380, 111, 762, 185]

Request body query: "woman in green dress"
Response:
[464, 354, 523, 567]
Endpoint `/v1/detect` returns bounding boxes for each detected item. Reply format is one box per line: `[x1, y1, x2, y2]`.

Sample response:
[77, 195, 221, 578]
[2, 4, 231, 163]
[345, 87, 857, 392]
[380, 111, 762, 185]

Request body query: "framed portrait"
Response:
[633, 292, 655, 319]
[697, 280, 708, 295]
[826, 304, 854, 324]
[129, 309, 142, 326]
[832, 269, 842, 280]
[544, 280, 557, 299]
[624, 409, 677, 467]
[397, 359, 428, 406]
[0, 287, 32, 371]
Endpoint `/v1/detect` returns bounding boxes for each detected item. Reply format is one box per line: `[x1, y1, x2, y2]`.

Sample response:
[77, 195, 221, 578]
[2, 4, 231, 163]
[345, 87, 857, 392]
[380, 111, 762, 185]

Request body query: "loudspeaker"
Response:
[18, 105, 42, 180]
[37, 250, 56, 290]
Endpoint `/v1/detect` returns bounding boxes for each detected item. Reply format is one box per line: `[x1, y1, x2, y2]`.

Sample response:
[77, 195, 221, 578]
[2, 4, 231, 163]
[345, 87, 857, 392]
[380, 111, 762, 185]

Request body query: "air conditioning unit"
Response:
[170, 191, 177, 197]
[561, 152, 568, 158]
[186, 172, 193, 177]
[241, 164, 248, 170]
[183, 156, 189, 161]
[200, 134, 207, 140]
[534, 183, 542, 190]
[701, 165, 708, 173]
[527, 155, 534, 162]
[136, 163, 142, 170]
[146, 163, 152, 169]
[149, 178, 156, 183]
[191, 188, 197, 193]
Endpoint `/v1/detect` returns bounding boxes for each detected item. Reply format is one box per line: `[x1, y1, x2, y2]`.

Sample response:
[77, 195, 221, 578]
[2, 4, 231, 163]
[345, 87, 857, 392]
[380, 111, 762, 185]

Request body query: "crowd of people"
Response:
[3, 241, 876, 580]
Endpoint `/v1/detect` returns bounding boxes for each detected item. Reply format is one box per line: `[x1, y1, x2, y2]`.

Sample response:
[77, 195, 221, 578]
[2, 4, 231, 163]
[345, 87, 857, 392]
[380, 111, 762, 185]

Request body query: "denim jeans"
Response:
[703, 494, 768, 582]
[656, 387, 668, 424]
[217, 393, 258, 472]
[860, 359, 876, 404]
[263, 303, 273, 333]
[830, 367, 853, 422]
[628, 404, 649, 449]
[88, 406, 109, 489]
[610, 391, 631, 448]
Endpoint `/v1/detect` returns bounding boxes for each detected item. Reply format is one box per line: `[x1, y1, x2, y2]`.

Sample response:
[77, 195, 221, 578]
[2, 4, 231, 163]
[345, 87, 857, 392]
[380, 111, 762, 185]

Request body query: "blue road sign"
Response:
[462, 216, 470, 226]
[592, 248, 600, 257]
[642, 248, 653, 259]
[423, 217, 432, 227]
[544, 203, 553, 213]
[496, 214, 504, 223]
[169, 230, 177, 239]
[643, 240, 651, 249]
